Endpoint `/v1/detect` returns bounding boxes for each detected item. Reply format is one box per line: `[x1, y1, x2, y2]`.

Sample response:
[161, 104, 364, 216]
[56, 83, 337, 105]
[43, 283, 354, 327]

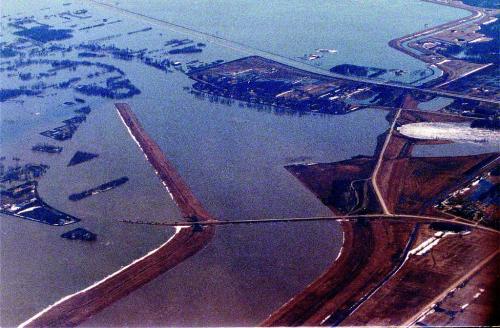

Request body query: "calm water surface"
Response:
[97, 0, 469, 83]
[0, 0, 475, 326]
[85, 221, 343, 326]
[412, 142, 499, 157]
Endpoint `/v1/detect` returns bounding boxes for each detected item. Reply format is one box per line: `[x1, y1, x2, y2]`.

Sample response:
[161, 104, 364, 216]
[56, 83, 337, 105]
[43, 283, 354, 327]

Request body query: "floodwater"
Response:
[0, 0, 477, 326]
[417, 97, 455, 111]
[412, 142, 499, 157]
[122, 69, 389, 222]
[0, 94, 182, 325]
[80, 55, 388, 326]
[96, 0, 469, 84]
[85, 221, 343, 326]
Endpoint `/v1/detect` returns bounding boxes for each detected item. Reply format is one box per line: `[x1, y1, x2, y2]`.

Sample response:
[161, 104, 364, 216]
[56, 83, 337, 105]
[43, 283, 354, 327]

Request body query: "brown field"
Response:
[369, 110, 470, 161]
[417, 253, 499, 326]
[396, 109, 471, 126]
[272, 105, 499, 326]
[378, 153, 498, 215]
[378, 110, 498, 215]
[341, 225, 499, 326]
[285, 157, 381, 215]
[288, 109, 497, 218]
[263, 218, 498, 326]
[262, 220, 417, 326]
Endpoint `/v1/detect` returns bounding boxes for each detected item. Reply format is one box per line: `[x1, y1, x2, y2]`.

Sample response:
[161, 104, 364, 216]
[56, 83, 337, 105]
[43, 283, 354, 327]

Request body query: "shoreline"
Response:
[20, 103, 216, 327]
[388, 0, 492, 84]
[261, 105, 499, 326]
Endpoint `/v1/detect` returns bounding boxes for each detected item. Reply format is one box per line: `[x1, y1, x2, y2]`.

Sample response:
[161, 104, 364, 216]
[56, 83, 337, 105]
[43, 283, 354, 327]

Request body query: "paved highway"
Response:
[120, 212, 499, 234]
[371, 108, 402, 215]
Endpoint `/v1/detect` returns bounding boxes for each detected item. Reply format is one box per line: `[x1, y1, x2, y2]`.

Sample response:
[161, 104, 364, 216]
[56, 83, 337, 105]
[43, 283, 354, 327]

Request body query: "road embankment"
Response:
[261, 220, 416, 326]
[115, 102, 216, 221]
[21, 103, 216, 327]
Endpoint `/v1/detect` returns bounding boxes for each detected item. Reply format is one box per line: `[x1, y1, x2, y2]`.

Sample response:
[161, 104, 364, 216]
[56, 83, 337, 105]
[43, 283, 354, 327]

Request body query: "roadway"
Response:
[391, 0, 484, 46]
[389, 0, 498, 91]
[116, 102, 498, 326]
[120, 212, 499, 235]
[371, 108, 402, 215]
[434, 62, 494, 88]
[119, 105, 497, 236]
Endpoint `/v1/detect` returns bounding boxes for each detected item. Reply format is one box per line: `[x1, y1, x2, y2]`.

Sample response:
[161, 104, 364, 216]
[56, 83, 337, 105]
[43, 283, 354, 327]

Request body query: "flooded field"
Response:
[0, 98, 182, 325]
[412, 142, 499, 157]
[417, 97, 455, 111]
[96, 0, 469, 84]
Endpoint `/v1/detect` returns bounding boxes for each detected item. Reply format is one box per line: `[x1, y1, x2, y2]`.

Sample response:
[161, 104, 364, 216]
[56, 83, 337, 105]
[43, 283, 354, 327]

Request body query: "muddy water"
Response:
[85, 221, 343, 327]
[96, 0, 469, 84]
[80, 60, 388, 326]
[0, 0, 470, 326]
[0, 96, 182, 325]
